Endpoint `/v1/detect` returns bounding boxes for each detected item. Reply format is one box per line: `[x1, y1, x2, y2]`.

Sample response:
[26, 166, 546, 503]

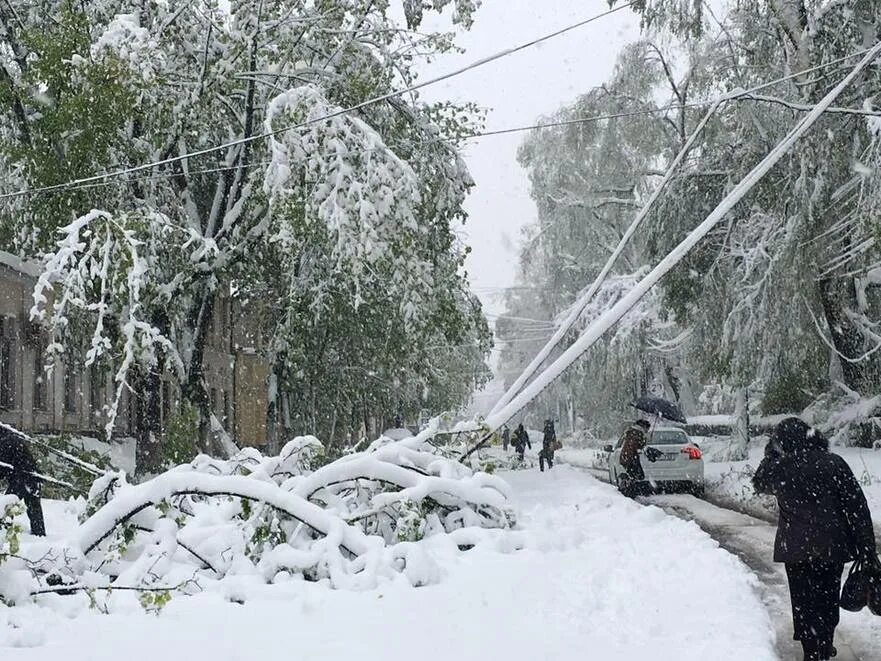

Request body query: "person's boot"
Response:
[822, 639, 837, 659]
[801, 639, 821, 661]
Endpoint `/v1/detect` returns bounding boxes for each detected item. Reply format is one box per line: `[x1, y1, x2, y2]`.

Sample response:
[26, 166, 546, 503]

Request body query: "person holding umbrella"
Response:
[753, 417, 876, 661]
[618, 419, 650, 496]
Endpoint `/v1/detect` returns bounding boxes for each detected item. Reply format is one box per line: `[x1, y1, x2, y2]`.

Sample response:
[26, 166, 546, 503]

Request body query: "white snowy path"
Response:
[4, 466, 775, 660]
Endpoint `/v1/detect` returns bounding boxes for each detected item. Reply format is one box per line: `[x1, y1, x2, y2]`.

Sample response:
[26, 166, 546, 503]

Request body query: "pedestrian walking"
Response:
[501, 426, 510, 452]
[753, 417, 876, 661]
[513, 423, 530, 461]
[539, 419, 556, 472]
[0, 424, 46, 536]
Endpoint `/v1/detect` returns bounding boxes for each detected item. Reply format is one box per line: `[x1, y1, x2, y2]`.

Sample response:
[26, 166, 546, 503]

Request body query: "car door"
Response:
[608, 435, 625, 483]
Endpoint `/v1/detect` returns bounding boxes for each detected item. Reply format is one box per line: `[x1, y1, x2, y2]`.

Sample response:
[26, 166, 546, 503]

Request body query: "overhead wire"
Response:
[5, 92, 878, 201]
[465, 40, 881, 455]
[490, 93, 727, 415]
[2, 17, 878, 201]
[0, 3, 634, 201]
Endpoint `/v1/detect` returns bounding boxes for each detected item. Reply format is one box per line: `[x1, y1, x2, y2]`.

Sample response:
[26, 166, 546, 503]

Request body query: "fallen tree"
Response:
[2, 432, 515, 604]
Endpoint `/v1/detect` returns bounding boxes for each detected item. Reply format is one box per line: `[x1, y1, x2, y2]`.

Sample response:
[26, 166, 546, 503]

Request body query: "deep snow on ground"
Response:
[2, 466, 775, 660]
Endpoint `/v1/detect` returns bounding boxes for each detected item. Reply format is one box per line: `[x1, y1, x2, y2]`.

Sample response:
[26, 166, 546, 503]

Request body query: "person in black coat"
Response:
[0, 424, 45, 536]
[513, 423, 530, 461]
[753, 417, 875, 661]
[539, 419, 556, 472]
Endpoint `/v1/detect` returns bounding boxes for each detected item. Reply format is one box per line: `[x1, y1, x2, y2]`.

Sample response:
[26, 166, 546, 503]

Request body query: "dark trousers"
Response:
[785, 561, 843, 654]
[539, 448, 554, 471]
[622, 458, 645, 482]
[7, 474, 46, 536]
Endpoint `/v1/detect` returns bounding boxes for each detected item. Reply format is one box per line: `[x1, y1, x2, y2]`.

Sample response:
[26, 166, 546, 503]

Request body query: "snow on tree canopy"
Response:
[264, 86, 422, 285]
[12, 0, 490, 459]
[91, 13, 163, 82]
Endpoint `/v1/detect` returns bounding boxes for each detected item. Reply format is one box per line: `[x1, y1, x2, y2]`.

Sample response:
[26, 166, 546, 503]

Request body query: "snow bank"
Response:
[700, 436, 881, 529]
[5, 466, 775, 660]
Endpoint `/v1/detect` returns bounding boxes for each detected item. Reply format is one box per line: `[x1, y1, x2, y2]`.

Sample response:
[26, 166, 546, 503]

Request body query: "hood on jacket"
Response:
[772, 417, 829, 455]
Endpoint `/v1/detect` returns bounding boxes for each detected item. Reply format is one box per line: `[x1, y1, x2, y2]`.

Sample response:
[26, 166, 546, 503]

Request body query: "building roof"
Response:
[0, 250, 41, 279]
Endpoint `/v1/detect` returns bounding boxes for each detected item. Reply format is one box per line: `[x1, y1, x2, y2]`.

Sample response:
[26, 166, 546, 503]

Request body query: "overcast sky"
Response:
[413, 2, 642, 321]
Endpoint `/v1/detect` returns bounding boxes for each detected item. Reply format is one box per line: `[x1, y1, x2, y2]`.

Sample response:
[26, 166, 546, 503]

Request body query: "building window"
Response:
[0, 317, 15, 410]
[33, 340, 47, 411]
[64, 368, 78, 413]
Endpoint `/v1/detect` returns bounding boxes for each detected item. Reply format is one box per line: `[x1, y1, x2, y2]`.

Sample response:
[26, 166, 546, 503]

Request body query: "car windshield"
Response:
[648, 430, 688, 445]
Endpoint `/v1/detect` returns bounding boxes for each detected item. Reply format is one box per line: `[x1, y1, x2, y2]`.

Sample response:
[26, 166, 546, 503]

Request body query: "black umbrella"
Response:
[632, 396, 687, 424]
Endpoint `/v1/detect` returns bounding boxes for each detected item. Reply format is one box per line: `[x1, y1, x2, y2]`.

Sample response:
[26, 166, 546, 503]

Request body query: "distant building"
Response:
[0, 250, 272, 448]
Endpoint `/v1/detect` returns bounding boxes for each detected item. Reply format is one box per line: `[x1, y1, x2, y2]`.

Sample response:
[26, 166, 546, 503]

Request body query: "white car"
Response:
[605, 426, 704, 496]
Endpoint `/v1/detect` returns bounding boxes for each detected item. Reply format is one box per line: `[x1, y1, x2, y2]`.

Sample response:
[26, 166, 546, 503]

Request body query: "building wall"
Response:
[235, 352, 269, 447]
[0, 254, 271, 450]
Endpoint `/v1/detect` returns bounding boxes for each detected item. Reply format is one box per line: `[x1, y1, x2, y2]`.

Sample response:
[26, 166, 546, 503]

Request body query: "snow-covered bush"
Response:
[0, 497, 23, 565]
[803, 387, 881, 447]
[10, 431, 514, 604]
[0, 496, 38, 606]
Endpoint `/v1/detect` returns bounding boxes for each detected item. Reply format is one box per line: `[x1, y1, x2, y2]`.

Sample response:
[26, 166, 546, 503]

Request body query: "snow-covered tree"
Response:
[628, 1, 881, 429]
[0, 0, 489, 468]
[503, 1, 881, 444]
[498, 41, 696, 436]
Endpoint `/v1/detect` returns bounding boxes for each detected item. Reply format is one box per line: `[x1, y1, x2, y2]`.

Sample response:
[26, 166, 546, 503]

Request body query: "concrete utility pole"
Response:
[463, 42, 881, 455]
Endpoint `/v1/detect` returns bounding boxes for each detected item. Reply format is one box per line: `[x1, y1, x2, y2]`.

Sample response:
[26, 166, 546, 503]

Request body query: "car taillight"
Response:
[680, 446, 702, 460]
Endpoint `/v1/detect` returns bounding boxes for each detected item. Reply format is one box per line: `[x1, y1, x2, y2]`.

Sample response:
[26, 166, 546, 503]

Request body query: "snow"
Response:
[3, 466, 776, 659]
[381, 428, 414, 441]
[490, 98, 724, 417]
[75, 471, 377, 558]
[687, 414, 736, 426]
[0, 249, 40, 278]
[91, 14, 162, 82]
[72, 436, 136, 475]
[485, 44, 881, 433]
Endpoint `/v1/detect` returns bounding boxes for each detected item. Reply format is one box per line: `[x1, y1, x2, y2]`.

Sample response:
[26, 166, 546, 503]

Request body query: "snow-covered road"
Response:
[3, 466, 776, 660]
[558, 447, 881, 658]
[648, 493, 881, 661]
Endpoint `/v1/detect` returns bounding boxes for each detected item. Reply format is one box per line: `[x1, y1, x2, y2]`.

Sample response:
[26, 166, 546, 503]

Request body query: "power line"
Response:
[478, 41, 881, 440]
[490, 94, 725, 415]
[2, 44, 876, 202]
[488, 44, 881, 416]
[0, 3, 633, 201]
